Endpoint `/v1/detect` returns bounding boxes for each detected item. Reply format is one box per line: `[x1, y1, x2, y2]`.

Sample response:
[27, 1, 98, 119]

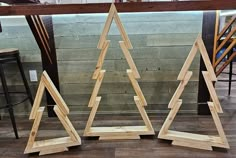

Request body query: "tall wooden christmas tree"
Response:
[24, 71, 81, 156]
[83, 4, 154, 140]
[158, 35, 229, 150]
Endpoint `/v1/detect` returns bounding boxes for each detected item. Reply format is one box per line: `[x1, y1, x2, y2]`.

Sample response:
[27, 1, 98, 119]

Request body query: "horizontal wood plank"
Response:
[0, 1, 235, 15]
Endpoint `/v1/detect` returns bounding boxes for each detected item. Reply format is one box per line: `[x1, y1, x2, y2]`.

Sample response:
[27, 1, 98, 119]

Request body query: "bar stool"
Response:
[0, 48, 33, 139]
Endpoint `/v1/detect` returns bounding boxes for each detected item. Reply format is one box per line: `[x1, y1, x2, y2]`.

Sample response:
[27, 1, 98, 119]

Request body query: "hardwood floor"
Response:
[0, 75, 235, 157]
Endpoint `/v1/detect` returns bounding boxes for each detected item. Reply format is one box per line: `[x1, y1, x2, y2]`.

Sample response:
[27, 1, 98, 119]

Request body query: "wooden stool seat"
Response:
[0, 48, 19, 56]
[0, 48, 33, 139]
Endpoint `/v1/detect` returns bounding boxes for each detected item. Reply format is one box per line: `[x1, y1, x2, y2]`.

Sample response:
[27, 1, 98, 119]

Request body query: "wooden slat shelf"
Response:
[0, 1, 236, 16]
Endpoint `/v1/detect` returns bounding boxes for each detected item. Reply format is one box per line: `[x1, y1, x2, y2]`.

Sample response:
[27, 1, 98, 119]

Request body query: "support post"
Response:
[42, 16, 60, 117]
[198, 11, 216, 115]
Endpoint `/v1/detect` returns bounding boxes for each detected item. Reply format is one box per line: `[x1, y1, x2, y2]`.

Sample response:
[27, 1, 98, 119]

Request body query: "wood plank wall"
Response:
[0, 11, 203, 116]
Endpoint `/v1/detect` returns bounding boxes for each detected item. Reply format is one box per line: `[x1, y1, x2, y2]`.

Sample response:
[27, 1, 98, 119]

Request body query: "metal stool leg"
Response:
[228, 50, 233, 96]
[15, 54, 34, 105]
[0, 64, 19, 139]
[8, 108, 19, 139]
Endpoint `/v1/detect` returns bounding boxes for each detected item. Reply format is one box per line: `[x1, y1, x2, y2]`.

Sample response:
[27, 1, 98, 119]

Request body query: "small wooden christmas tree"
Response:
[24, 71, 81, 156]
[83, 4, 154, 140]
[158, 35, 229, 150]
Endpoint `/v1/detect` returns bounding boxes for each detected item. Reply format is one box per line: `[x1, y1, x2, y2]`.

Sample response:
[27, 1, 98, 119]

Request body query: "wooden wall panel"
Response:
[0, 11, 202, 116]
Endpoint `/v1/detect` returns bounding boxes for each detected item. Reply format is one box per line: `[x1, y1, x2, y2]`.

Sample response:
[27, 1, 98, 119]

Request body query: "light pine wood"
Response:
[165, 130, 212, 142]
[202, 71, 223, 113]
[41, 71, 69, 115]
[127, 69, 147, 106]
[93, 40, 110, 79]
[29, 79, 45, 120]
[32, 137, 80, 150]
[99, 135, 140, 140]
[113, 10, 133, 49]
[84, 97, 101, 135]
[160, 130, 229, 148]
[88, 70, 105, 108]
[25, 137, 81, 154]
[168, 72, 192, 108]
[84, 96, 154, 139]
[159, 100, 182, 137]
[120, 41, 140, 79]
[208, 102, 229, 148]
[213, 11, 220, 65]
[158, 37, 229, 150]
[216, 15, 236, 41]
[216, 27, 236, 54]
[25, 107, 45, 154]
[196, 36, 217, 81]
[85, 126, 154, 137]
[24, 71, 81, 156]
[84, 77, 153, 139]
[177, 37, 198, 80]
[84, 3, 153, 140]
[54, 106, 81, 142]
[178, 35, 217, 81]
[158, 100, 228, 149]
[84, 96, 153, 139]
[97, 4, 115, 49]
[97, 4, 132, 49]
[214, 39, 236, 67]
[213, 15, 236, 76]
[30, 71, 69, 119]
[134, 96, 154, 131]
[172, 140, 213, 151]
[39, 147, 68, 156]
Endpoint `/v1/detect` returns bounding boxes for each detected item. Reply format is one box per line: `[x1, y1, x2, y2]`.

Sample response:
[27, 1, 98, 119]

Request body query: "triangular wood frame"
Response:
[84, 4, 154, 140]
[93, 3, 140, 80]
[97, 3, 133, 50]
[158, 35, 230, 150]
[24, 71, 81, 156]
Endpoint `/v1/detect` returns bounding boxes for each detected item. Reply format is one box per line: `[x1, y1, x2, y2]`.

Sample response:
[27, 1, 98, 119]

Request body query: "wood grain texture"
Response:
[127, 69, 147, 106]
[168, 72, 192, 108]
[178, 35, 217, 82]
[25, 71, 81, 156]
[213, 14, 236, 78]
[158, 36, 229, 150]
[0, 11, 202, 115]
[0, 82, 235, 157]
[88, 70, 105, 108]
[0, 1, 236, 15]
[97, 4, 132, 49]
[92, 41, 110, 79]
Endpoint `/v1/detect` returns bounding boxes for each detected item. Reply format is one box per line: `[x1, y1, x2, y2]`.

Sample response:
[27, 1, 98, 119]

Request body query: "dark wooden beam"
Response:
[41, 16, 59, 117]
[0, 1, 236, 16]
[198, 11, 216, 115]
[26, 15, 59, 117]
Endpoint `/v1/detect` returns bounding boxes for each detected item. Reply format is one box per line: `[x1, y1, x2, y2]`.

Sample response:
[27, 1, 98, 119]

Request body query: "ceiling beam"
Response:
[0, 1, 236, 16]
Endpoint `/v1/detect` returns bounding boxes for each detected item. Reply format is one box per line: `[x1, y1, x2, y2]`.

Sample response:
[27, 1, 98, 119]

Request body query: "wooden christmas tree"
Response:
[158, 35, 229, 150]
[24, 71, 81, 156]
[83, 4, 154, 140]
